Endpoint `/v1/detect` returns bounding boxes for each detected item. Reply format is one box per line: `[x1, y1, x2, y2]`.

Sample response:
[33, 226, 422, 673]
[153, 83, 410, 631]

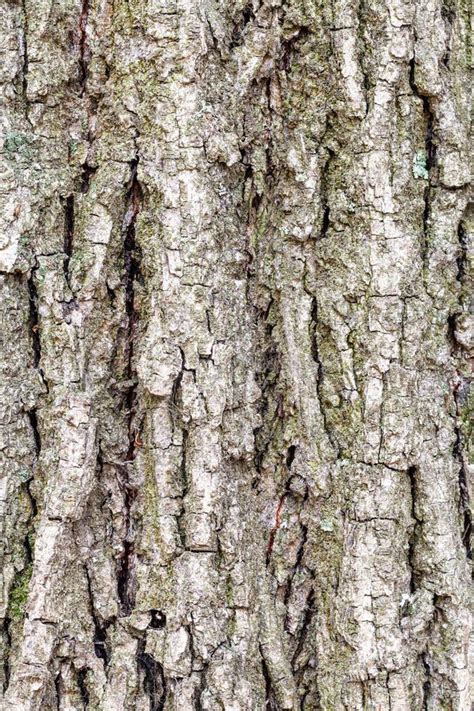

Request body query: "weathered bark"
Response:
[0, 0, 472, 708]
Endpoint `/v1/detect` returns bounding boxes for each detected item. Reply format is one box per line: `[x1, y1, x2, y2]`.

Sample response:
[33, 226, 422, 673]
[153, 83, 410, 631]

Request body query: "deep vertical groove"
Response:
[2, 620, 11, 692]
[260, 648, 278, 711]
[409, 58, 437, 273]
[451, 209, 472, 561]
[27, 271, 41, 368]
[117, 157, 143, 615]
[421, 652, 431, 710]
[62, 195, 74, 288]
[453, 417, 472, 561]
[291, 588, 316, 671]
[20, 0, 29, 119]
[407, 466, 420, 593]
[27, 408, 41, 457]
[76, 668, 90, 706]
[78, 0, 90, 94]
[356, 0, 370, 112]
[137, 641, 166, 711]
[283, 521, 308, 622]
[317, 148, 333, 241]
[80, 163, 97, 194]
[84, 564, 110, 665]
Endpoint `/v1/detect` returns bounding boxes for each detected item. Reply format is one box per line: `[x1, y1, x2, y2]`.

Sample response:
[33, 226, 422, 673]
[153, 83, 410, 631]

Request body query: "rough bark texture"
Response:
[0, 0, 472, 708]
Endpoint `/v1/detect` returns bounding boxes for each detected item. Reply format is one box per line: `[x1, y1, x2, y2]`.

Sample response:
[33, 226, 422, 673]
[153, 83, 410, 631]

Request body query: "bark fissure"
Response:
[407, 466, 420, 593]
[84, 565, 110, 665]
[27, 270, 41, 369]
[78, 0, 90, 94]
[137, 643, 167, 711]
[117, 156, 143, 616]
[260, 648, 277, 711]
[62, 195, 74, 289]
[20, 0, 29, 119]
[409, 58, 437, 278]
[454, 416, 472, 561]
[76, 668, 90, 706]
[291, 588, 316, 676]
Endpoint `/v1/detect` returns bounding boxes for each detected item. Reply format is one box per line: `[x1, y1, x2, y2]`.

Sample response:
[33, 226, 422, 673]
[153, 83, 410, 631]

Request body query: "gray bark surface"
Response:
[0, 0, 472, 708]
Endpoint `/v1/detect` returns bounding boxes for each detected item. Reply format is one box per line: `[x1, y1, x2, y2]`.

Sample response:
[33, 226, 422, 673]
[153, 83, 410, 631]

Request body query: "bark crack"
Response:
[407, 466, 421, 593]
[137, 641, 167, 711]
[78, 0, 90, 95]
[84, 564, 110, 666]
[117, 155, 143, 615]
[409, 58, 437, 282]
[20, 0, 29, 121]
[27, 269, 41, 370]
[62, 194, 74, 289]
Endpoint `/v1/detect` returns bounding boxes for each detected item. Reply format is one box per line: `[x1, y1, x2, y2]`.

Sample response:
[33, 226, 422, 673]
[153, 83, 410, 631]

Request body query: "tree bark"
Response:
[0, 0, 472, 708]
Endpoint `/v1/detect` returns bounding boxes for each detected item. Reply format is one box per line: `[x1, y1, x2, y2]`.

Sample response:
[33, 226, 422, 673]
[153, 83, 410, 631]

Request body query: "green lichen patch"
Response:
[4, 132, 33, 158]
[413, 151, 429, 180]
[8, 564, 33, 621]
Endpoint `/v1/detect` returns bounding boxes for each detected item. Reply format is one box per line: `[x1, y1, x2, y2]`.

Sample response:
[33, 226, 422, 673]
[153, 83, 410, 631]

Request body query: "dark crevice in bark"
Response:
[27, 269, 41, 368]
[449, 206, 472, 561]
[177, 428, 188, 548]
[80, 163, 97, 193]
[193, 645, 207, 711]
[453, 418, 472, 561]
[62, 195, 74, 288]
[252, 299, 280, 491]
[54, 670, 61, 709]
[409, 58, 437, 273]
[229, 3, 254, 50]
[456, 218, 468, 284]
[25, 407, 40, 544]
[117, 484, 137, 616]
[284, 521, 308, 629]
[170, 349, 188, 548]
[291, 588, 316, 673]
[124, 157, 143, 449]
[137, 642, 167, 711]
[407, 466, 420, 594]
[356, 0, 370, 113]
[441, 0, 456, 67]
[78, 0, 90, 94]
[76, 668, 90, 706]
[2, 621, 11, 692]
[319, 203, 330, 242]
[84, 564, 111, 666]
[27, 407, 41, 457]
[421, 652, 432, 710]
[447, 312, 459, 348]
[20, 0, 29, 120]
[117, 157, 143, 616]
[260, 649, 278, 711]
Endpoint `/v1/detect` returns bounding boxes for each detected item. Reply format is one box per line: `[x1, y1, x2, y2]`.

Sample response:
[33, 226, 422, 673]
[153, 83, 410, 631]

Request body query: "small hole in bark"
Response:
[286, 445, 296, 468]
[149, 609, 166, 629]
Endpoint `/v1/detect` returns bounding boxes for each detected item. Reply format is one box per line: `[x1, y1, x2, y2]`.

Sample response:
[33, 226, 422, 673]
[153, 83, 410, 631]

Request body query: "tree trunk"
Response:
[0, 0, 472, 708]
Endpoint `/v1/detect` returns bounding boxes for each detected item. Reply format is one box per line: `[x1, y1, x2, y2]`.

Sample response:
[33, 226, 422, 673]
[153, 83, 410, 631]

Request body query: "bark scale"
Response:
[0, 0, 472, 709]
